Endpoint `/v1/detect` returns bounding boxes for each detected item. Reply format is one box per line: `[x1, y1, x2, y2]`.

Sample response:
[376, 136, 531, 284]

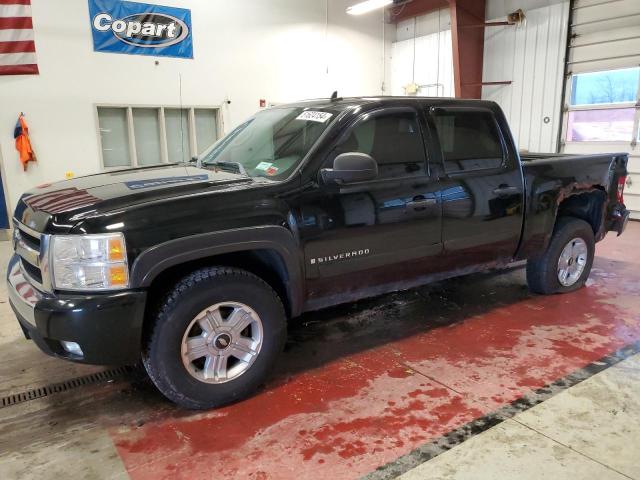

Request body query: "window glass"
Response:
[567, 108, 635, 142]
[132, 108, 161, 166]
[432, 110, 504, 172]
[336, 111, 426, 179]
[165, 108, 191, 163]
[97, 107, 131, 168]
[201, 107, 333, 180]
[195, 109, 218, 155]
[571, 68, 640, 106]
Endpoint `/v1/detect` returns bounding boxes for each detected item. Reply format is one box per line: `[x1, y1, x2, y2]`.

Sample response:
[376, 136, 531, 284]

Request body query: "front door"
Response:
[293, 107, 442, 309]
[427, 106, 525, 267]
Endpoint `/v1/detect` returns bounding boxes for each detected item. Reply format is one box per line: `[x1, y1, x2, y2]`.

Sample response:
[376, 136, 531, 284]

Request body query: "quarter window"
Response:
[97, 106, 220, 168]
[432, 110, 504, 173]
[336, 111, 427, 180]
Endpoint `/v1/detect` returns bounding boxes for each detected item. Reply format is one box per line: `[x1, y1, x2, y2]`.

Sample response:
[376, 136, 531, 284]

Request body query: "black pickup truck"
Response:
[8, 97, 630, 409]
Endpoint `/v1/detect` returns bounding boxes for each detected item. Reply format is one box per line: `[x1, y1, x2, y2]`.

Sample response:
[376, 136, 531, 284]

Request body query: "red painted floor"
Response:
[110, 223, 640, 479]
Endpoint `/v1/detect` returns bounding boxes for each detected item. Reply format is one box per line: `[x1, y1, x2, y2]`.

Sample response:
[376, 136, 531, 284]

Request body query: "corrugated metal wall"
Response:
[391, 9, 455, 97]
[482, 1, 570, 153]
[562, 0, 640, 218]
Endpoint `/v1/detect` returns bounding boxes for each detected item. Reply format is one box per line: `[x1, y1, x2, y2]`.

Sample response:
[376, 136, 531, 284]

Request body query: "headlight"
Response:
[50, 233, 129, 291]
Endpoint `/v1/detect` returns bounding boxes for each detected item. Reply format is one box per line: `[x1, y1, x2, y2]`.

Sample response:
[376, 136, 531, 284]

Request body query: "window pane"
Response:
[165, 108, 190, 162]
[337, 112, 426, 179]
[432, 110, 504, 172]
[195, 109, 218, 154]
[567, 108, 635, 142]
[133, 108, 161, 165]
[570, 68, 640, 106]
[97, 107, 131, 167]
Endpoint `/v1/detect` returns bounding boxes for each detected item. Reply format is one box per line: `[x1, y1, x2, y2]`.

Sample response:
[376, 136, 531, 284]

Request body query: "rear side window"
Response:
[335, 111, 427, 180]
[432, 110, 504, 173]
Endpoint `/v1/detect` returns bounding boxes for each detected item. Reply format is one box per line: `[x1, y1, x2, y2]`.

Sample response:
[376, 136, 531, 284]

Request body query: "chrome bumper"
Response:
[7, 255, 43, 328]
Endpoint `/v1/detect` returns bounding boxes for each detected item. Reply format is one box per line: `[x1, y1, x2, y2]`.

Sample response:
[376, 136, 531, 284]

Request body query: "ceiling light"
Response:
[346, 0, 393, 15]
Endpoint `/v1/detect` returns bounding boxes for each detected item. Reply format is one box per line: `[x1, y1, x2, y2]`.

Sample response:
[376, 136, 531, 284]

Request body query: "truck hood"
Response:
[13, 164, 253, 233]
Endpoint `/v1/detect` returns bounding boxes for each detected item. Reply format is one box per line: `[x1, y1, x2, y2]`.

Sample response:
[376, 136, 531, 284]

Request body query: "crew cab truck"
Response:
[8, 97, 630, 409]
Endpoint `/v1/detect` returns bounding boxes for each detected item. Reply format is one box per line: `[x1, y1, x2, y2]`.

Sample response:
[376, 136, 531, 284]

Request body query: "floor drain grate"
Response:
[0, 365, 136, 408]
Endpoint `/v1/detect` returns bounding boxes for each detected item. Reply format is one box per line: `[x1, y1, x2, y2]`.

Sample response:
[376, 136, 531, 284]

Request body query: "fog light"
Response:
[61, 341, 83, 356]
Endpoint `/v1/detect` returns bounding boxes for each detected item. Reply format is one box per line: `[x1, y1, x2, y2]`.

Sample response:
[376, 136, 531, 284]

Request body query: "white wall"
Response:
[390, 9, 454, 97]
[0, 0, 392, 214]
[482, 1, 569, 153]
[486, 0, 567, 19]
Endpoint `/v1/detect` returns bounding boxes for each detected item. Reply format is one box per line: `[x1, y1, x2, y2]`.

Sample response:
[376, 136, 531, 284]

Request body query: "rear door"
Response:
[427, 106, 524, 266]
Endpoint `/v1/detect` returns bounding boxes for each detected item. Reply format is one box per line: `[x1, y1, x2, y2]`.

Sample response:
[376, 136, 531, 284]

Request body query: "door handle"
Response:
[407, 196, 437, 211]
[492, 185, 520, 197]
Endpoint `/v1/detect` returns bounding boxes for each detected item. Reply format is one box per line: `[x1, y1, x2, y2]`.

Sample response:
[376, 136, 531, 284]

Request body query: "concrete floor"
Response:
[0, 222, 639, 479]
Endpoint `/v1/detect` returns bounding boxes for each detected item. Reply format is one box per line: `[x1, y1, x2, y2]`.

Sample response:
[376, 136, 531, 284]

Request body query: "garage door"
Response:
[561, 0, 640, 218]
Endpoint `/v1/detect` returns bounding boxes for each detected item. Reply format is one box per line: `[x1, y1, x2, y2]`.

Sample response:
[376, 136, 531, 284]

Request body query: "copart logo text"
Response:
[93, 12, 189, 48]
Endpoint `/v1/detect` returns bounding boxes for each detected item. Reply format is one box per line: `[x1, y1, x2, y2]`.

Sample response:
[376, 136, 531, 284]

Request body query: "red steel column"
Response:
[450, 0, 487, 98]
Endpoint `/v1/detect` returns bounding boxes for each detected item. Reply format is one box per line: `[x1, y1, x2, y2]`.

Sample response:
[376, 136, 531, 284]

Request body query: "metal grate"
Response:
[0, 366, 135, 408]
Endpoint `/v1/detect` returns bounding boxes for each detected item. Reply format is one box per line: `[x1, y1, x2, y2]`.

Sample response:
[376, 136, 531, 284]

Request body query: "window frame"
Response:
[325, 106, 431, 186]
[95, 103, 224, 170]
[427, 106, 509, 177]
[563, 66, 640, 146]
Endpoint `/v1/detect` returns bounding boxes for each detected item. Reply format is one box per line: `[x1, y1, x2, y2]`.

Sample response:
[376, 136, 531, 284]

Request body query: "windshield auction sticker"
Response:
[296, 111, 333, 123]
[255, 162, 273, 171]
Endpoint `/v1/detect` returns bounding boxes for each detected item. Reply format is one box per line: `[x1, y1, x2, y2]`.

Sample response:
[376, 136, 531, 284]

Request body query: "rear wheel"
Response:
[143, 267, 286, 409]
[526, 217, 595, 295]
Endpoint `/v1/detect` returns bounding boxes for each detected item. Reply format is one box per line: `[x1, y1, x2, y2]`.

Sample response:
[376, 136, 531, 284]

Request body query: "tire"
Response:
[526, 217, 595, 295]
[142, 267, 286, 410]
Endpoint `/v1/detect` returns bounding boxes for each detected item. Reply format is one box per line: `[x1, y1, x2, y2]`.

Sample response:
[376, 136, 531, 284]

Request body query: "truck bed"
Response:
[520, 152, 627, 164]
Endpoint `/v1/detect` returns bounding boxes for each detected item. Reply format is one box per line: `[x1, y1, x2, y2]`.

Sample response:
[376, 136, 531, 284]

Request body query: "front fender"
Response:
[129, 226, 304, 316]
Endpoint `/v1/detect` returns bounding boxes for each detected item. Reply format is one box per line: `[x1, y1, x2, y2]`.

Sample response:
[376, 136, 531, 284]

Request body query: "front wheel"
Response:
[142, 267, 287, 409]
[526, 217, 595, 295]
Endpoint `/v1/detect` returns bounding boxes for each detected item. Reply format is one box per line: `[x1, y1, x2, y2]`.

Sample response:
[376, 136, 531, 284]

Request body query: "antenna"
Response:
[330, 91, 338, 100]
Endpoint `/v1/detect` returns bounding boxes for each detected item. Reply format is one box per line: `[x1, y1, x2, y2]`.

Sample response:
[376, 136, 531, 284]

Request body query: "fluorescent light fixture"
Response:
[346, 0, 393, 15]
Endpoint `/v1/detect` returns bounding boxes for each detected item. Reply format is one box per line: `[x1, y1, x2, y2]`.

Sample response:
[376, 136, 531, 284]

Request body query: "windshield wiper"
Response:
[206, 160, 248, 176]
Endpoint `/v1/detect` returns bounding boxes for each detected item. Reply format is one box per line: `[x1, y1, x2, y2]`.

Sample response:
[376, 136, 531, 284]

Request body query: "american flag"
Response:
[0, 0, 38, 75]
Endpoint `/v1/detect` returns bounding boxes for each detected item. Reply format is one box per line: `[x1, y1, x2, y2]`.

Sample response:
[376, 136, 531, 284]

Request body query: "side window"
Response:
[431, 110, 504, 173]
[336, 111, 427, 180]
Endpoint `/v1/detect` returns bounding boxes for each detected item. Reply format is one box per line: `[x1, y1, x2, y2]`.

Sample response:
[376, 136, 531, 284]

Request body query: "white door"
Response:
[561, 0, 640, 218]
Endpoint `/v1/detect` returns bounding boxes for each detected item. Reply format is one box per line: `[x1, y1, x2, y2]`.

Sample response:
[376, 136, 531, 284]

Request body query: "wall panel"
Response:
[482, 1, 570, 153]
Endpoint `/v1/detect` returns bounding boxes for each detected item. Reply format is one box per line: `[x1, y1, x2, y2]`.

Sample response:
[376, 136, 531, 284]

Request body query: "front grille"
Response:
[19, 228, 40, 251]
[21, 259, 42, 283]
[13, 220, 47, 290]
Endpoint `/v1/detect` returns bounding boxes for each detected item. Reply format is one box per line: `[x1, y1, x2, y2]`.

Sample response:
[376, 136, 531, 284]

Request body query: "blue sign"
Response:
[88, 0, 193, 59]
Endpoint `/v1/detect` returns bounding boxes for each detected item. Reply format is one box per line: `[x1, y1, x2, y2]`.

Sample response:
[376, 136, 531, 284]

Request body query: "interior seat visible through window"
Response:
[333, 110, 427, 180]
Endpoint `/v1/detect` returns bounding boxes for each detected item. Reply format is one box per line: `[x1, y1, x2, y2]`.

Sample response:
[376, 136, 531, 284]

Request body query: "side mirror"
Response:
[321, 152, 378, 185]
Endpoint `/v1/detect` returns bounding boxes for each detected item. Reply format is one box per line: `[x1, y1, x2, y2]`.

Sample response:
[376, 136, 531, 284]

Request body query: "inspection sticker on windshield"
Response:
[255, 161, 273, 171]
[296, 111, 333, 123]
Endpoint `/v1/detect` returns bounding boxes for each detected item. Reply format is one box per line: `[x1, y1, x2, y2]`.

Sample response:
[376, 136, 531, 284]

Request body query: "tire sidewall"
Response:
[145, 272, 286, 409]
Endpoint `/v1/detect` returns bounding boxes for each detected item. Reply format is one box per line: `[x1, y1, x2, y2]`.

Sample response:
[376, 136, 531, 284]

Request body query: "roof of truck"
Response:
[272, 96, 498, 112]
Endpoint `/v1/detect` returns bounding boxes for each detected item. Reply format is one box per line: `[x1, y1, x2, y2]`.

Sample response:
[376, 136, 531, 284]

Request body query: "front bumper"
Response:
[7, 255, 147, 366]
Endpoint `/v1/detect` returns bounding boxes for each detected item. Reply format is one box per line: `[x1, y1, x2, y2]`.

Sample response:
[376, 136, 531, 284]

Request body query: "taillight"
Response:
[617, 176, 626, 204]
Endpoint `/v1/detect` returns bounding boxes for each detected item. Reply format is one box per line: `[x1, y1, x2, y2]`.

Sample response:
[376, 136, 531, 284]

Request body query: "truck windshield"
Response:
[199, 107, 335, 180]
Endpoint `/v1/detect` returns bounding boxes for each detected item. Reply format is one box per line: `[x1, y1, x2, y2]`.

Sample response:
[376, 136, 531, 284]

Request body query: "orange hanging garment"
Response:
[14, 114, 37, 171]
